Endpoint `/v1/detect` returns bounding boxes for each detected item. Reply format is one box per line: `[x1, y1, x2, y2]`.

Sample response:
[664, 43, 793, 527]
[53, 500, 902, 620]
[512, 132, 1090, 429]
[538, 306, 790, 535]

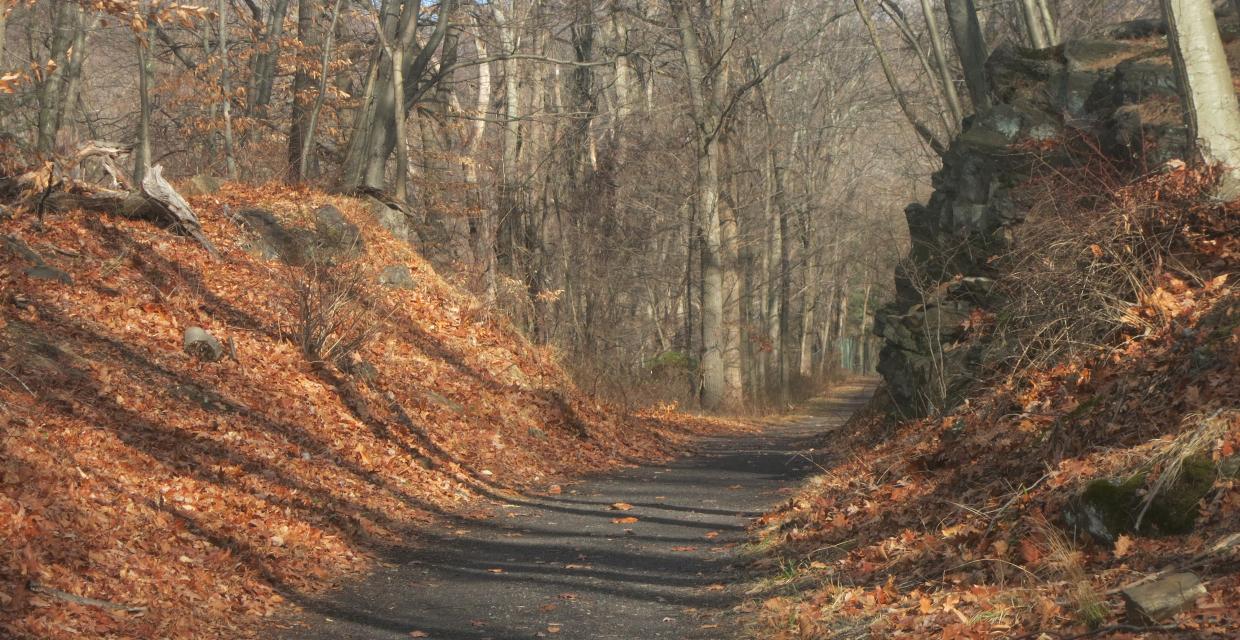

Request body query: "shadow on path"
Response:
[273, 381, 877, 640]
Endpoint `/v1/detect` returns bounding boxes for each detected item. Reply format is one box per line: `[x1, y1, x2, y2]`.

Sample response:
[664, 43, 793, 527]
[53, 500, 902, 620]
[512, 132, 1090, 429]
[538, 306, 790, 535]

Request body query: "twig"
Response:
[28, 581, 148, 614]
[0, 365, 35, 397]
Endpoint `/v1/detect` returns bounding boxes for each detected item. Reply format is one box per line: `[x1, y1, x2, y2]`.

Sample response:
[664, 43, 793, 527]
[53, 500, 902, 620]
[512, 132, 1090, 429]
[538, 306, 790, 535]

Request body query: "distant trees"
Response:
[1, 0, 1175, 410]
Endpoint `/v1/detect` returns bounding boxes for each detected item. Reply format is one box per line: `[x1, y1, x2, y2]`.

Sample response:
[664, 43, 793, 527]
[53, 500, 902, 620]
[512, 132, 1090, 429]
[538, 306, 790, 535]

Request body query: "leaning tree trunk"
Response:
[854, 0, 947, 155]
[1162, 0, 1240, 198]
[918, 0, 964, 125]
[943, 0, 991, 113]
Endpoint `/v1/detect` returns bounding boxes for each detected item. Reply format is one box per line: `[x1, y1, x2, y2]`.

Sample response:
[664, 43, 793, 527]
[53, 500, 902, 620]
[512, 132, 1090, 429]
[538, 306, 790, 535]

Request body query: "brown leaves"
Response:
[611, 516, 639, 524]
[0, 186, 748, 640]
[609, 502, 633, 511]
[1113, 534, 1134, 559]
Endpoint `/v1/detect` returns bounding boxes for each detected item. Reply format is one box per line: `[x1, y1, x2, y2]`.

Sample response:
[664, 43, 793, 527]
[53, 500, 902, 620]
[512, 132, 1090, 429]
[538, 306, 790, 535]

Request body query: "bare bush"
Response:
[987, 136, 1215, 382]
[288, 260, 381, 367]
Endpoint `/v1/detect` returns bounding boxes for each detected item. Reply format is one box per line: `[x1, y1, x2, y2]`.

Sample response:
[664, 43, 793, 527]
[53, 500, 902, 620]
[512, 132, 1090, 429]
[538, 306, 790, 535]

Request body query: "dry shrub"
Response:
[288, 259, 382, 367]
[989, 134, 1233, 381]
[1030, 515, 1107, 629]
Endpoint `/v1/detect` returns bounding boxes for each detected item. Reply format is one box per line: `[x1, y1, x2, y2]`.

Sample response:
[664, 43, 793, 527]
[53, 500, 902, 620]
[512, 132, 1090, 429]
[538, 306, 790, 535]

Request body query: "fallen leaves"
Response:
[611, 516, 639, 524]
[609, 502, 633, 511]
[748, 275, 1240, 639]
[0, 187, 751, 640]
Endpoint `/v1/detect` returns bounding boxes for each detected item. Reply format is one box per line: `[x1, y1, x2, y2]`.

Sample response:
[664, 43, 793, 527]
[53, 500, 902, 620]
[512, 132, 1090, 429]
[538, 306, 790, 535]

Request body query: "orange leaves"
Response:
[0, 185, 744, 640]
[611, 516, 639, 524]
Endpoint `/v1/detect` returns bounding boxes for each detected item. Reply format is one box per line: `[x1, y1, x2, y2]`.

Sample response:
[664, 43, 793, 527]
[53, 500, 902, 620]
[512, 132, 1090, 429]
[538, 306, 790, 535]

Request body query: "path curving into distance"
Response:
[275, 380, 876, 640]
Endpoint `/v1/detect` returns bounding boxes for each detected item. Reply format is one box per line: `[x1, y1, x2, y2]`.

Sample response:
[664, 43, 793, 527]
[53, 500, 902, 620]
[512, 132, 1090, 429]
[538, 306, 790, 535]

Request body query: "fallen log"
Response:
[3, 159, 219, 257]
[140, 165, 219, 257]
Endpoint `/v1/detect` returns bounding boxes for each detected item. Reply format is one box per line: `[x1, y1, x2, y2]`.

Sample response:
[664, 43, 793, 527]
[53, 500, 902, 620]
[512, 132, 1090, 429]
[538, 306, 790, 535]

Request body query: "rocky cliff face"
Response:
[875, 20, 1206, 416]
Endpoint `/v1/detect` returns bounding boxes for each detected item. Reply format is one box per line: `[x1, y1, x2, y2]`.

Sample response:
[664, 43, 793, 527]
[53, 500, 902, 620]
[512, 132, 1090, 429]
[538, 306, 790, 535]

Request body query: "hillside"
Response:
[747, 19, 1240, 640]
[0, 182, 736, 639]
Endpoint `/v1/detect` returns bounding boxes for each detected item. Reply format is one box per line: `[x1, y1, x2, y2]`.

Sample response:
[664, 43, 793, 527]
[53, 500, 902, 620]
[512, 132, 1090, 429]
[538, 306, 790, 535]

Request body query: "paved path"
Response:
[275, 381, 875, 640]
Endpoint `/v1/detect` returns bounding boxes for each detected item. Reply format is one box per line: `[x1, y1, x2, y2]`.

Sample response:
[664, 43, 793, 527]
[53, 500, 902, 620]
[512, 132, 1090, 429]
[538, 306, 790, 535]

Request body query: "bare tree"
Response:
[1163, 0, 1240, 197]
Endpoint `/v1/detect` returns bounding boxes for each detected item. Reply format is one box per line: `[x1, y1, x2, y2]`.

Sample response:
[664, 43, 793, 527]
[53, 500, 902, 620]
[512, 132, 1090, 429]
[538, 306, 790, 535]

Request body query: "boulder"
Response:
[1122, 573, 1206, 623]
[1064, 456, 1216, 544]
[365, 196, 417, 245]
[379, 264, 415, 289]
[344, 358, 380, 385]
[181, 175, 224, 197]
[234, 208, 303, 264]
[313, 204, 363, 257]
[183, 326, 224, 362]
[5, 236, 72, 284]
[25, 265, 72, 284]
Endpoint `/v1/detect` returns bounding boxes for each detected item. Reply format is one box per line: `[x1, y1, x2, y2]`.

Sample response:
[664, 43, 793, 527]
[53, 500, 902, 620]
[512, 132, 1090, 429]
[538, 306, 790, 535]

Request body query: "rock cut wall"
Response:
[874, 20, 1209, 416]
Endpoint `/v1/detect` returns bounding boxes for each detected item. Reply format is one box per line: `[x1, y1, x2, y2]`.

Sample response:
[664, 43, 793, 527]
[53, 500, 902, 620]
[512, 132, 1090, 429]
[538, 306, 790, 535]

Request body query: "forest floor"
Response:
[269, 379, 877, 640]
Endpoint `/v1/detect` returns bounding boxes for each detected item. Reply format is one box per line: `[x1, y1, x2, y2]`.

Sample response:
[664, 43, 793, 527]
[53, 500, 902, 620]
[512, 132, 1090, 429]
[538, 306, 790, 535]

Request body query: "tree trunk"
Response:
[1017, 0, 1050, 49]
[0, 0, 9, 72]
[1034, 0, 1058, 45]
[288, 0, 321, 182]
[670, 0, 739, 411]
[219, 0, 238, 179]
[799, 248, 819, 379]
[294, 0, 345, 182]
[918, 0, 964, 125]
[1163, 0, 1240, 197]
[134, 22, 154, 184]
[53, 7, 89, 146]
[465, 26, 496, 303]
[361, 0, 458, 190]
[247, 0, 291, 115]
[36, 0, 75, 154]
[943, 0, 991, 113]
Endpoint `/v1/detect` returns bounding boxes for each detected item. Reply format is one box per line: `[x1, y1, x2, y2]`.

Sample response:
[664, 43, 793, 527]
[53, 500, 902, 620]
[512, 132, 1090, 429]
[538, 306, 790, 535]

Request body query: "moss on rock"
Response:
[1067, 456, 1216, 543]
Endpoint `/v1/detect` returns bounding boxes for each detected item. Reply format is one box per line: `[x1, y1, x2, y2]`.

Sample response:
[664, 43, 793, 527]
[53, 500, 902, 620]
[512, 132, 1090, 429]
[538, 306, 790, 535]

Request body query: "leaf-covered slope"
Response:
[748, 153, 1240, 640]
[0, 182, 730, 639]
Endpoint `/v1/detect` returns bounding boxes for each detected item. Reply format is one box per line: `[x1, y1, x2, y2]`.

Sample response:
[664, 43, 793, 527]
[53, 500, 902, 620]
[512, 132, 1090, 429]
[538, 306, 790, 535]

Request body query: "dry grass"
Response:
[1031, 515, 1107, 629]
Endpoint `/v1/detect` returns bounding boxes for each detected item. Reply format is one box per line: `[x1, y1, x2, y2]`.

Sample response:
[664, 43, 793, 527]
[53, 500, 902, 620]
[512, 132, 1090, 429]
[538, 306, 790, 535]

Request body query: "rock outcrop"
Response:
[875, 24, 1196, 416]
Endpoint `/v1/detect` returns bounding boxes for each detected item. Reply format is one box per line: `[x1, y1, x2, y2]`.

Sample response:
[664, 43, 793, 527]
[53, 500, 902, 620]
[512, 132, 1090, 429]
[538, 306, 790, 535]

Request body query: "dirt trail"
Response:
[274, 381, 876, 640]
